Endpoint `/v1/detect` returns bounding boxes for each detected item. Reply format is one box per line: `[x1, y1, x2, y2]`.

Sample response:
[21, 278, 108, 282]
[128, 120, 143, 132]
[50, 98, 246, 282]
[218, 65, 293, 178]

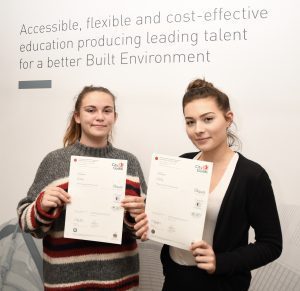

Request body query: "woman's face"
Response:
[74, 91, 117, 147]
[184, 97, 232, 153]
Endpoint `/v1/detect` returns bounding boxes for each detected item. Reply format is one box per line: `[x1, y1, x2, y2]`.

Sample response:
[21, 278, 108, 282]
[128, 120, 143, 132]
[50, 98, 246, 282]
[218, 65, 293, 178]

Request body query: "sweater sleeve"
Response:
[123, 156, 147, 231]
[17, 153, 64, 238]
[215, 170, 282, 275]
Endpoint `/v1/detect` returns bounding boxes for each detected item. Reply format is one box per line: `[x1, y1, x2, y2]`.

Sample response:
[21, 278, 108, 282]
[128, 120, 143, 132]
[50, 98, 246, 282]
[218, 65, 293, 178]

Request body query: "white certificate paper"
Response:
[145, 153, 213, 250]
[64, 156, 127, 244]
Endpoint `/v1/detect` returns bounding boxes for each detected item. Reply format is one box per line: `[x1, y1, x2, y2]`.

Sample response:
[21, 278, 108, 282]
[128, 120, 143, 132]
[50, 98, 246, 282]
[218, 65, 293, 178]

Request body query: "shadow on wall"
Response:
[0, 218, 43, 291]
[1, 203, 300, 290]
[249, 204, 300, 291]
[138, 240, 164, 290]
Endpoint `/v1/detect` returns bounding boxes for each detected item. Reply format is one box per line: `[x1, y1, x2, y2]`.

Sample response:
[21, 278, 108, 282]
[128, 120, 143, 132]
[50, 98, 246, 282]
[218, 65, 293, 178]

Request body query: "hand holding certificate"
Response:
[145, 153, 213, 250]
[64, 156, 127, 244]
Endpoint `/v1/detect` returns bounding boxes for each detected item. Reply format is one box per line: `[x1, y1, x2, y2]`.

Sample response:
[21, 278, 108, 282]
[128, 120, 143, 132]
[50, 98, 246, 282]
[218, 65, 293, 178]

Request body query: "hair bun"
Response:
[186, 78, 214, 92]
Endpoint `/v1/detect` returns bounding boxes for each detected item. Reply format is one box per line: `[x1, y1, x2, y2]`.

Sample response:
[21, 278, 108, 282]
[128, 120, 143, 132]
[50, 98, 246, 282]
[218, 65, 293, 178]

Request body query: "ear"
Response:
[74, 111, 81, 124]
[114, 112, 118, 123]
[225, 111, 233, 127]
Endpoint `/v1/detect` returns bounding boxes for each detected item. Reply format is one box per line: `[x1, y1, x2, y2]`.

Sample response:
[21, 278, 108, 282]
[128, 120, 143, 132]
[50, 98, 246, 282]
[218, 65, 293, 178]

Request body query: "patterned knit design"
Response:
[17, 142, 146, 290]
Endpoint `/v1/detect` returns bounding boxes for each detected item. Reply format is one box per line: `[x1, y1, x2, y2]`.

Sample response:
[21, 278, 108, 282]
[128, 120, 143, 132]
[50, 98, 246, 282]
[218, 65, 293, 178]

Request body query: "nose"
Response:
[95, 110, 104, 121]
[195, 121, 205, 134]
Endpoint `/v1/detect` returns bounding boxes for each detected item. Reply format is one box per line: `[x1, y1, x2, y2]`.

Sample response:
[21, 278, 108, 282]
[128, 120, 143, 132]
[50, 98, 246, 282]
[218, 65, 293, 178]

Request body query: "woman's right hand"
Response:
[40, 186, 71, 212]
[134, 212, 149, 241]
[190, 240, 216, 274]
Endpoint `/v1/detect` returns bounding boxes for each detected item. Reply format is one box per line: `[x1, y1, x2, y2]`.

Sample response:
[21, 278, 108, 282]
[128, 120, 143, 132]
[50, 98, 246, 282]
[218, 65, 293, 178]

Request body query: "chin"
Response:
[91, 130, 109, 137]
[193, 141, 208, 150]
[193, 144, 204, 151]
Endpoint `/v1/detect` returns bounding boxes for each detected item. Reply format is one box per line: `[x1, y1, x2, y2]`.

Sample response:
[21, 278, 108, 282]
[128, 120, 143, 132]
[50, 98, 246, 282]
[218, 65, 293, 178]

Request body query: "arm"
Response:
[215, 170, 282, 275]
[121, 157, 147, 234]
[17, 154, 69, 238]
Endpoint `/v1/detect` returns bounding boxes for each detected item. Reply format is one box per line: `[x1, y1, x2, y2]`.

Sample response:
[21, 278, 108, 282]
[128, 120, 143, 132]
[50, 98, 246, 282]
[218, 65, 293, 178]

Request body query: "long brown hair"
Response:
[183, 78, 240, 148]
[63, 86, 116, 147]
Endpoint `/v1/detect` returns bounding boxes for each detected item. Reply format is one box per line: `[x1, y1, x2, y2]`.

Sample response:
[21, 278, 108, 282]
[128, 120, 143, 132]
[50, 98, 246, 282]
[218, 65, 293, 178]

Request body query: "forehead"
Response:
[184, 97, 221, 116]
[81, 91, 114, 106]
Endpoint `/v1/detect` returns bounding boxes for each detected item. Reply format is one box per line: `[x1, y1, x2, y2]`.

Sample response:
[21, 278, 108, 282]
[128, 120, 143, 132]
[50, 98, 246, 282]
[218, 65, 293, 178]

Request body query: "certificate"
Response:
[145, 153, 213, 250]
[64, 155, 127, 244]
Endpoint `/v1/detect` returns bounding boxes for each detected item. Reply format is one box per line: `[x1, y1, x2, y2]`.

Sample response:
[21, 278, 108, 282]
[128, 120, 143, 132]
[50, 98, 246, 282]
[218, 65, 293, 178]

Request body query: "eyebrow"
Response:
[185, 112, 215, 119]
[83, 105, 96, 108]
[83, 105, 114, 109]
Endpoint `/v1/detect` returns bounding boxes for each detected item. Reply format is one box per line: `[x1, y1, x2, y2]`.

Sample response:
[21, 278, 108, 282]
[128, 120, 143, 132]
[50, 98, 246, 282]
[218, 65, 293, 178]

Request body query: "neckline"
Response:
[72, 141, 114, 157]
[211, 153, 239, 195]
[194, 152, 239, 194]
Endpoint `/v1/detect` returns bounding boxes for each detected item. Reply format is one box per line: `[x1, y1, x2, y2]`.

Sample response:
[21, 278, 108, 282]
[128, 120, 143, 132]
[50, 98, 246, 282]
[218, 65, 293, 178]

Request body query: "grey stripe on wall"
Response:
[18, 80, 52, 89]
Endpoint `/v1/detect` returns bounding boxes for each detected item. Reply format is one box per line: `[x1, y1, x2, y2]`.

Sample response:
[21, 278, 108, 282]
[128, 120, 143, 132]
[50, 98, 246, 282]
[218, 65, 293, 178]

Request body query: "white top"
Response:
[169, 152, 239, 266]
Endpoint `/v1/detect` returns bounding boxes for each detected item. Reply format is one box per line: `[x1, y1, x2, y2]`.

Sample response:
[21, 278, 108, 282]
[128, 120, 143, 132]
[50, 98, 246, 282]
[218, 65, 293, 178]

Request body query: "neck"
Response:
[73, 140, 113, 157]
[200, 146, 234, 164]
[79, 137, 108, 148]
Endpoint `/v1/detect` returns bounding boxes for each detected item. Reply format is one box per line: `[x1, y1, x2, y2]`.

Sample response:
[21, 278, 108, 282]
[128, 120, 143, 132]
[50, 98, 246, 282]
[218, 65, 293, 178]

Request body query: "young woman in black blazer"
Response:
[135, 78, 282, 291]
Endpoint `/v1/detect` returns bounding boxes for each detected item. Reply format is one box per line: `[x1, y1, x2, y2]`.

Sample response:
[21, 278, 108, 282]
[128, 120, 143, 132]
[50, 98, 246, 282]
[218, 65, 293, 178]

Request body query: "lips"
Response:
[195, 137, 210, 143]
[92, 124, 106, 127]
[195, 137, 210, 141]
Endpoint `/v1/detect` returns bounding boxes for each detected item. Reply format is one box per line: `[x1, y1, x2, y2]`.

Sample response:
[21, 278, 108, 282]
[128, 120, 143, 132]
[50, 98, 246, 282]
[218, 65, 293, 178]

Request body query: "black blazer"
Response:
[161, 152, 282, 291]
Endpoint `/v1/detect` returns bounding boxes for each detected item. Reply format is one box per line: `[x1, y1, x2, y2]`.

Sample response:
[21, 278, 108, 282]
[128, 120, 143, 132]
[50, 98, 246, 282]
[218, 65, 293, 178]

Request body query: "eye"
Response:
[203, 116, 214, 123]
[104, 108, 114, 113]
[85, 107, 96, 113]
[186, 120, 195, 126]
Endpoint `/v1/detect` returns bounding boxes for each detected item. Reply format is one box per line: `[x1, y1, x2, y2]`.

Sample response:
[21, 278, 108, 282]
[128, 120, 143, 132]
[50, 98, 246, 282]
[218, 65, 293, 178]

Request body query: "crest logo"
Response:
[112, 162, 124, 170]
[195, 164, 209, 173]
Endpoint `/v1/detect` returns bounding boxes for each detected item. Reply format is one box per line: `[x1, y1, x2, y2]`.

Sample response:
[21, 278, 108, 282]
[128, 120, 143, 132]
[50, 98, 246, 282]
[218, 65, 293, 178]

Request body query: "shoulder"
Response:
[28, 146, 71, 192]
[179, 151, 200, 159]
[42, 146, 70, 162]
[111, 147, 145, 179]
[37, 146, 73, 169]
[237, 153, 265, 171]
[111, 147, 141, 164]
[236, 152, 270, 181]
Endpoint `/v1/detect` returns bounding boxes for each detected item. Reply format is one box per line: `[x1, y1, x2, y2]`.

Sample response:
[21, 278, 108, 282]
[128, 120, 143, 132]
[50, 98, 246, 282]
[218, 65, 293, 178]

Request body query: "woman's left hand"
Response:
[121, 195, 145, 218]
[134, 212, 149, 241]
[190, 240, 216, 274]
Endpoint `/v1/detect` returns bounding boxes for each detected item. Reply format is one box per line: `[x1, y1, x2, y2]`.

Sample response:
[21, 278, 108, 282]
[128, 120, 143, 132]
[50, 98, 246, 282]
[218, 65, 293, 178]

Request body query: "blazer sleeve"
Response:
[215, 169, 282, 275]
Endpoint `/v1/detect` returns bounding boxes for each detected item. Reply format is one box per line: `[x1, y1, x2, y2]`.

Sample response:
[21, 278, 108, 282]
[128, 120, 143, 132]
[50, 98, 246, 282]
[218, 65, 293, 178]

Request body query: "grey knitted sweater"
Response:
[17, 141, 147, 290]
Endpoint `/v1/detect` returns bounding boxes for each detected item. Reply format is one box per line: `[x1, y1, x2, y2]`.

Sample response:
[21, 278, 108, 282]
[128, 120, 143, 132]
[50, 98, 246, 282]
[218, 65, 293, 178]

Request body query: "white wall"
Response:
[1, 0, 299, 221]
[1, 0, 299, 238]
